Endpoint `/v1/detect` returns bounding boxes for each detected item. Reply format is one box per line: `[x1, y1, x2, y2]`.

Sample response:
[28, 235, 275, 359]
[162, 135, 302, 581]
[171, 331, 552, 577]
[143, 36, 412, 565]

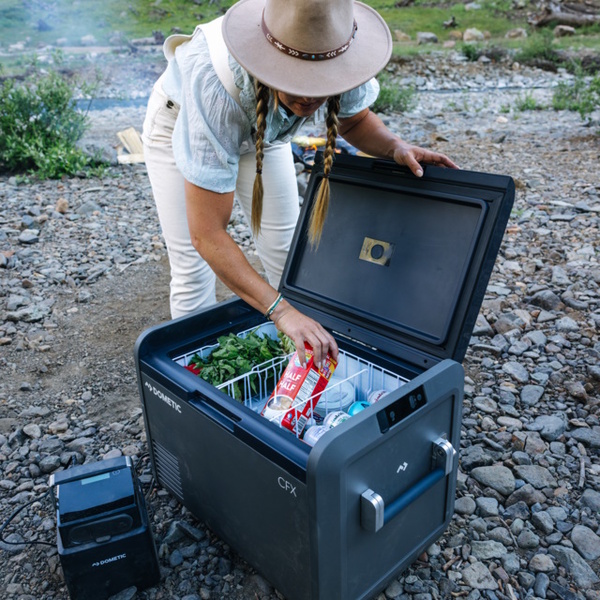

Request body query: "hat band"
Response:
[261, 12, 357, 62]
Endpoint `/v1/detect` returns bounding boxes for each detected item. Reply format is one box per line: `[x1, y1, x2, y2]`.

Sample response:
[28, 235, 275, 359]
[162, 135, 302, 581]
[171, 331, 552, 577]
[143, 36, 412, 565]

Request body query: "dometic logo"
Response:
[144, 380, 182, 413]
[91, 553, 126, 567]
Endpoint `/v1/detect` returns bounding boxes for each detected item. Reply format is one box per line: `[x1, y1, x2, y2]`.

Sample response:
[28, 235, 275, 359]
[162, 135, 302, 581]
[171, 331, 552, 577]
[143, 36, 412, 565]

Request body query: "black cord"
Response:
[133, 452, 157, 524]
[134, 451, 150, 477]
[0, 489, 54, 548]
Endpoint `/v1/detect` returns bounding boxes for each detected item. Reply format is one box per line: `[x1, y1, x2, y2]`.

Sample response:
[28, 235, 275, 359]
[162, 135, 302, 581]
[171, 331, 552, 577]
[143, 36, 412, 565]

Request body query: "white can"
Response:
[303, 425, 328, 446]
[368, 389, 388, 404]
[323, 410, 350, 429]
[262, 394, 294, 425]
[314, 379, 354, 421]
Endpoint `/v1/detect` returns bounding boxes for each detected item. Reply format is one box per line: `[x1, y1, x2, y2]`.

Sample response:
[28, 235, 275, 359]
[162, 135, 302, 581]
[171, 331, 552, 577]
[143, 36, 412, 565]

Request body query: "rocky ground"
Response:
[0, 44, 599, 600]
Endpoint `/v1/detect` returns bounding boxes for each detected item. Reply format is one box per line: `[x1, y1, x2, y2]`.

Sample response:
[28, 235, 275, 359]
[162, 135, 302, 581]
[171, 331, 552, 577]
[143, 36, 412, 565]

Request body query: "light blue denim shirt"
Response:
[161, 29, 380, 193]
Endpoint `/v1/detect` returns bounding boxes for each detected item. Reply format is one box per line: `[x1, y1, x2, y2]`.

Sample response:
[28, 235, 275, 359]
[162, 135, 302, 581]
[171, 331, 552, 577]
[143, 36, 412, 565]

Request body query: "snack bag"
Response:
[261, 343, 337, 436]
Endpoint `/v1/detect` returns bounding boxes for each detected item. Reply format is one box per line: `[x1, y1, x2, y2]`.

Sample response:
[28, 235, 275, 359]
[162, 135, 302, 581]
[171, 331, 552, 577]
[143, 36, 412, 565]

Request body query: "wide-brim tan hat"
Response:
[222, 0, 392, 98]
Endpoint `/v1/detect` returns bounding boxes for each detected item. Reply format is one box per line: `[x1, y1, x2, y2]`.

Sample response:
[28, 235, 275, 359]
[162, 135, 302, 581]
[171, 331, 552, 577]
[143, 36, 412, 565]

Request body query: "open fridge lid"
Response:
[279, 154, 515, 366]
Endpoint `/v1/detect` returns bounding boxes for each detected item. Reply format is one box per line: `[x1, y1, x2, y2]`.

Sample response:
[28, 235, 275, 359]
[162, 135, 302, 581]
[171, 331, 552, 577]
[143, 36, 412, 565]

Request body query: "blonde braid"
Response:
[309, 95, 340, 247]
[252, 81, 271, 235]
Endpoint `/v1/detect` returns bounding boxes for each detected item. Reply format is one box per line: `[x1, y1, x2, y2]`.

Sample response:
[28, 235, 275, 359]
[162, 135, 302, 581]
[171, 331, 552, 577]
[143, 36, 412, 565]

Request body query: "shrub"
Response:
[552, 69, 600, 121]
[461, 43, 508, 64]
[514, 92, 545, 111]
[461, 42, 481, 62]
[0, 57, 103, 178]
[373, 72, 417, 114]
[514, 29, 561, 66]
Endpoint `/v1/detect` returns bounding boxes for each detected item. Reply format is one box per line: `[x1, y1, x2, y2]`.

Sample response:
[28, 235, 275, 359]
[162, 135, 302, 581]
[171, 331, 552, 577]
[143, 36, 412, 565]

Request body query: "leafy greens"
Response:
[188, 331, 295, 401]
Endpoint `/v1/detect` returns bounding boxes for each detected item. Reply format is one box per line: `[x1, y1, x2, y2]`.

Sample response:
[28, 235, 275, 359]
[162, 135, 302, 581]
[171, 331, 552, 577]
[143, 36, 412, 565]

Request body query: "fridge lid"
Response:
[279, 154, 514, 365]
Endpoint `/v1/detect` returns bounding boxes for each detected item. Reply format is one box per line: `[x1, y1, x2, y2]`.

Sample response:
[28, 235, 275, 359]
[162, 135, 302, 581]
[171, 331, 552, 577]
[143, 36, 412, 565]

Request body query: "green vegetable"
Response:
[188, 330, 295, 402]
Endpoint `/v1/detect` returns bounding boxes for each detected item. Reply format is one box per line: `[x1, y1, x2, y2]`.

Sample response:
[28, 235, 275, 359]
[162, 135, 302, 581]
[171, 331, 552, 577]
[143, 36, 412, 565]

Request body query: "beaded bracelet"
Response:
[265, 293, 283, 319]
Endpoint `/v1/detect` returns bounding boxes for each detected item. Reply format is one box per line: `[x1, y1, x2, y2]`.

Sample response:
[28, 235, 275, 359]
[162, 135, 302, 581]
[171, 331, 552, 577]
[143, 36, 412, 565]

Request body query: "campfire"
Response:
[291, 133, 358, 170]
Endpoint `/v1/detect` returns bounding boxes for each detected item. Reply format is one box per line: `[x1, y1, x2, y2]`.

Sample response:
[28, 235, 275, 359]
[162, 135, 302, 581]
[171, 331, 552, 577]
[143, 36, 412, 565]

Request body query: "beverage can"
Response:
[323, 410, 350, 429]
[368, 389, 388, 404]
[348, 400, 371, 416]
[314, 378, 354, 420]
[303, 425, 328, 446]
[262, 395, 294, 425]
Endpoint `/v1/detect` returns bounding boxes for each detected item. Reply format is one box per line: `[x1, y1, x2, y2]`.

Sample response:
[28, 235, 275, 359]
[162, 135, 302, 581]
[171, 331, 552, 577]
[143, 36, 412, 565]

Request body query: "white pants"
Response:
[142, 84, 299, 319]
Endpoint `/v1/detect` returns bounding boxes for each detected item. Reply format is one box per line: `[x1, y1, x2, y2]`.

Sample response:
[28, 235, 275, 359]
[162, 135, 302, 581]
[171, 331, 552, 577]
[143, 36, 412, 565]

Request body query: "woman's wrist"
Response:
[270, 298, 292, 325]
[264, 292, 283, 319]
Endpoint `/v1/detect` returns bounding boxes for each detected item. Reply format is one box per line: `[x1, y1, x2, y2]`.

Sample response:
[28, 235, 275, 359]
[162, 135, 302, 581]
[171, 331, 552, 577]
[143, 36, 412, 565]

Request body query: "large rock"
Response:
[529, 415, 566, 441]
[471, 540, 507, 560]
[549, 545, 600, 588]
[505, 28, 527, 39]
[554, 25, 576, 37]
[569, 428, 600, 448]
[513, 465, 557, 489]
[394, 30, 411, 42]
[580, 489, 600, 513]
[461, 562, 497, 589]
[417, 32, 438, 45]
[571, 525, 600, 561]
[471, 466, 515, 496]
[529, 290, 562, 311]
[463, 28, 485, 42]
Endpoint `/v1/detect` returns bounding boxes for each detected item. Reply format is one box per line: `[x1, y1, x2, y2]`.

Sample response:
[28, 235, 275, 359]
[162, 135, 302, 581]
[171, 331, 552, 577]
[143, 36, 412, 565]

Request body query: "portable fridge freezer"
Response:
[135, 154, 515, 600]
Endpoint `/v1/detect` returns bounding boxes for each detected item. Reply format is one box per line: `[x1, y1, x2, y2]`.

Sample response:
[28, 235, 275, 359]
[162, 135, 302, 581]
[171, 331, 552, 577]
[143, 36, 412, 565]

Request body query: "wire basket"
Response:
[174, 322, 408, 426]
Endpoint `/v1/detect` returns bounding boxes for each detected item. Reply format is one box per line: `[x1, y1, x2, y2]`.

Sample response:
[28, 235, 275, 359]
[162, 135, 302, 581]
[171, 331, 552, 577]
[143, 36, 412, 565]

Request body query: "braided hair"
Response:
[251, 80, 271, 235]
[251, 88, 341, 247]
[308, 95, 340, 246]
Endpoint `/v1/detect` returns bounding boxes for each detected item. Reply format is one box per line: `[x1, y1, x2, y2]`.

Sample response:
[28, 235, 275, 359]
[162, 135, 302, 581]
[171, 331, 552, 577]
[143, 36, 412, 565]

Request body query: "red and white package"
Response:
[261, 343, 337, 436]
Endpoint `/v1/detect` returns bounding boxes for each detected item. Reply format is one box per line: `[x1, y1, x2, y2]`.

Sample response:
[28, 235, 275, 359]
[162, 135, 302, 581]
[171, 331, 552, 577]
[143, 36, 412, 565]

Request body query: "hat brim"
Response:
[222, 0, 392, 97]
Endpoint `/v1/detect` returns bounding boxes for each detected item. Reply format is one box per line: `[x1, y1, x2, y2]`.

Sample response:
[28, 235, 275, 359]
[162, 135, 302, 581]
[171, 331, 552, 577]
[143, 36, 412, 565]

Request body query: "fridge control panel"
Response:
[377, 385, 427, 433]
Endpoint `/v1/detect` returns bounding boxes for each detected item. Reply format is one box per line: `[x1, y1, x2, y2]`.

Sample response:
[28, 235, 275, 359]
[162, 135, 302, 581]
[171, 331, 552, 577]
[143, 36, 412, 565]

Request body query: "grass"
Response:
[373, 0, 529, 48]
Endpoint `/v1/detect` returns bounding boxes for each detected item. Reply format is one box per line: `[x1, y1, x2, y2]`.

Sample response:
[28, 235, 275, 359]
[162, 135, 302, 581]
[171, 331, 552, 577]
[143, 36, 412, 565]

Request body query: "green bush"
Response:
[514, 29, 561, 66]
[461, 43, 509, 64]
[373, 72, 417, 114]
[0, 59, 102, 178]
[552, 69, 600, 120]
[461, 42, 481, 62]
[514, 92, 545, 111]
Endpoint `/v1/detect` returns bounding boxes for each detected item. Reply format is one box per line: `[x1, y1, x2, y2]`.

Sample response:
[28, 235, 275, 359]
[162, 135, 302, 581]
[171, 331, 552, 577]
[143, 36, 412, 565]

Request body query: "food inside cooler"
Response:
[174, 322, 408, 443]
[182, 328, 294, 400]
[261, 343, 336, 437]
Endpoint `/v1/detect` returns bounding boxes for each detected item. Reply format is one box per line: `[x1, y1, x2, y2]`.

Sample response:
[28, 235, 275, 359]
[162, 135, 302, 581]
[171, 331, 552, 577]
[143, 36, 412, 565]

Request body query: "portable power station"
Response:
[49, 456, 160, 600]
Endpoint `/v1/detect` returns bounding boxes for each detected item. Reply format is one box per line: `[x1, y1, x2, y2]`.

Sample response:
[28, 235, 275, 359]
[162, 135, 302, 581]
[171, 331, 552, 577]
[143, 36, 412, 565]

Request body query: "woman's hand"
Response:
[339, 108, 459, 176]
[270, 300, 338, 368]
[391, 142, 459, 177]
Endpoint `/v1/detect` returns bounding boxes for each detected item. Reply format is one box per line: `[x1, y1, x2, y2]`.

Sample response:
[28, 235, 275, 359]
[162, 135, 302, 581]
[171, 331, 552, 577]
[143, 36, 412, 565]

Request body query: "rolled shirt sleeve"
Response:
[339, 77, 380, 118]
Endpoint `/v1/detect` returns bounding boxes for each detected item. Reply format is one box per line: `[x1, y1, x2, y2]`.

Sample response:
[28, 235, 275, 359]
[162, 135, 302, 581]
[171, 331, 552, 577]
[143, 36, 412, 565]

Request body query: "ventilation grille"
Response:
[152, 441, 184, 500]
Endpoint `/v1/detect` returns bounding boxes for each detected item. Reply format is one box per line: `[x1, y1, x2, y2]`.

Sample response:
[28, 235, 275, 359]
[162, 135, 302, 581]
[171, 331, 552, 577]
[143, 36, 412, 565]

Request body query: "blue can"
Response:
[347, 400, 371, 416]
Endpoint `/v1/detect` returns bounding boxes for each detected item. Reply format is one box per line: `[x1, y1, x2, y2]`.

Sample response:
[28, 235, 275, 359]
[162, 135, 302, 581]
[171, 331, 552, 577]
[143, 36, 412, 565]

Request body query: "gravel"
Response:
[1, 45, 599, 600]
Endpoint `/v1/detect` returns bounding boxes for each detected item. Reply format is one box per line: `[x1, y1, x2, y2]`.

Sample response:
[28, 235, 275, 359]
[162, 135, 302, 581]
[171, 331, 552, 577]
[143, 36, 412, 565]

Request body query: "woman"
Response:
[142, 0, 458, 368]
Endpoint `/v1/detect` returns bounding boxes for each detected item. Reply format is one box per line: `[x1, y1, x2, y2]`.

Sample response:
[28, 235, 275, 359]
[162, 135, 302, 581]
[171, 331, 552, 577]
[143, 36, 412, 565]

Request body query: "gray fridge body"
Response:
[135, 156, 515, 600]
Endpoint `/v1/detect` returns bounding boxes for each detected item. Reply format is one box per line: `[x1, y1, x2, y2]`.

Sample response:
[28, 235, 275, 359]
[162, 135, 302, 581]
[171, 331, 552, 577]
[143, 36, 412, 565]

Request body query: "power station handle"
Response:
[361, 438, 455, 533]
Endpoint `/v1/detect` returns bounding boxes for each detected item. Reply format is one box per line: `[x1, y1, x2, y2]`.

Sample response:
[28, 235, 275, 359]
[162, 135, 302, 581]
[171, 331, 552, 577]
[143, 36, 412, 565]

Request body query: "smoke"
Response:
[8, 0, 118, 47]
